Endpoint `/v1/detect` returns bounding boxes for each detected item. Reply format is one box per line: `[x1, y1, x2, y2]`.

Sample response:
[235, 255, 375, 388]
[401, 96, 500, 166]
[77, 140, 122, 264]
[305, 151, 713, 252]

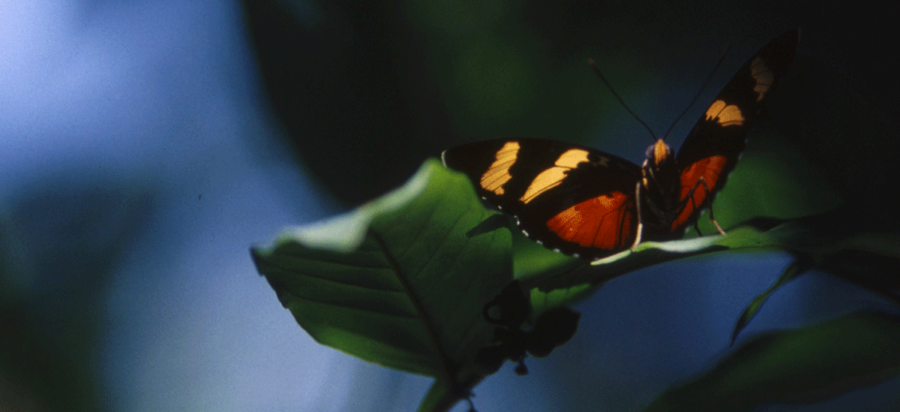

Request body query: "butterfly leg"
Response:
[706, 198, 727, 235]
[631, 182, 643, 249]
[679, 177, 727, 236]
[697, 177, 726, 235]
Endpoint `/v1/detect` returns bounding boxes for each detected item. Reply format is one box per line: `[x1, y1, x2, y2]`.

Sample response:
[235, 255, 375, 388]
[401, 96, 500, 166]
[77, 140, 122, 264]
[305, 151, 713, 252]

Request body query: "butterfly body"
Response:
[640, 139, 681, 231]
[443, 30, 799, 260]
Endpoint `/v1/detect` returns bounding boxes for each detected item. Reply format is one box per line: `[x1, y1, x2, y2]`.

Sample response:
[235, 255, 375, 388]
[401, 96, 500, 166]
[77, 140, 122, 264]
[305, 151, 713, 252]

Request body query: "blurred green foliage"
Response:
[0, 178, 153, 412]
[647, 311, 900, 412]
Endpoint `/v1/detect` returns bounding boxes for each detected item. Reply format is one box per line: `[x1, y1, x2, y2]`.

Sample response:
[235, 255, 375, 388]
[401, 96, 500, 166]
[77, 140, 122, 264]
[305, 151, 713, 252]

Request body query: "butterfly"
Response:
[442, 29, 799, 260]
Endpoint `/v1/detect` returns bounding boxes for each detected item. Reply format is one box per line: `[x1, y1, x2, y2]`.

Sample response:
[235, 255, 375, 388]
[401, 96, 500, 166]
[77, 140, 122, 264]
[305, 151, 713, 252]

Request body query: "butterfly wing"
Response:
[442, 138, 642, 259]
[673, 29, 799, 233]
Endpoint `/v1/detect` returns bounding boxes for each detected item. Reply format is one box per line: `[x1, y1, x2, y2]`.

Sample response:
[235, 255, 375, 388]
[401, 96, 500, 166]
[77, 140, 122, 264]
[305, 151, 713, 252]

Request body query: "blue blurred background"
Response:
[2, 1, 899, 411]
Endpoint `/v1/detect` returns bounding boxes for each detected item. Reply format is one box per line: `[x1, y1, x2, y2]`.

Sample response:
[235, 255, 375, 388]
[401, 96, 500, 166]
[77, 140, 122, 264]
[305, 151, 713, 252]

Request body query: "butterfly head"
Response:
[649, 139, 671, 164]
[643, 139, 677, 179]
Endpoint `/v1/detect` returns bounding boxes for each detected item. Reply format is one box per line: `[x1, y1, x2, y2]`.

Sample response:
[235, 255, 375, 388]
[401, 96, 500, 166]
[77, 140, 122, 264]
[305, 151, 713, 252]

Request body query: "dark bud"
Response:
[526, 307, 581, 358]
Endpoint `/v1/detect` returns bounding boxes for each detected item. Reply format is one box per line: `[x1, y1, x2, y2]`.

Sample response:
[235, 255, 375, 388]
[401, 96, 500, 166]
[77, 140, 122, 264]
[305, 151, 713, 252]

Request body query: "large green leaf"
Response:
[644, 311, 900, 412]
[251, 159, 512, 411]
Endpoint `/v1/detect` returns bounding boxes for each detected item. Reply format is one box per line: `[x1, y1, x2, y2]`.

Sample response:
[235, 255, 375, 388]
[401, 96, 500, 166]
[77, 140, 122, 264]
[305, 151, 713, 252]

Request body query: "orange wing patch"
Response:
[750, 57, 774, 102]
[546, 191, 635, 249]
[672, 155, 727, 229]
[520, 149, 590, 204]
[480, 141, 520, 195]
[705, 100, 745, 127]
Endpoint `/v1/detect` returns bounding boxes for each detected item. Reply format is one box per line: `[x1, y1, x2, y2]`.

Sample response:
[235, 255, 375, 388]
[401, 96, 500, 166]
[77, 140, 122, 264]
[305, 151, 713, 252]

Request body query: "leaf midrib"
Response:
[369, 230, 459, 388]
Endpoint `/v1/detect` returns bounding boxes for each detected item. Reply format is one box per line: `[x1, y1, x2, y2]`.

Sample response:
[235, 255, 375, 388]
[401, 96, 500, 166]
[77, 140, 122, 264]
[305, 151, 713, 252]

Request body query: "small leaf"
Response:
[645, 311, 900, 412]
[522, 206, 900, 312]
[252, 159, 512, 410]
[730, 257, 813, 345]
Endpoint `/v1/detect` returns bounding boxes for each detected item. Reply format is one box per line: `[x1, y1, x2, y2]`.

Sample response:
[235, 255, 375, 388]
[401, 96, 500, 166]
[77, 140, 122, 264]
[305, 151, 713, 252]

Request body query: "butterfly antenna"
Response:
[662, 43, 731, 140]
[588, 59, 657, 142]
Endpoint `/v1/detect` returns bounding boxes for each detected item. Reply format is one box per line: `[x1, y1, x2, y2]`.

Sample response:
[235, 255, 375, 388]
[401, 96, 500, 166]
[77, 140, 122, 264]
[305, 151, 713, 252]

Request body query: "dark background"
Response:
[248, 1, 899, 208]
[2, 1, 899, 411]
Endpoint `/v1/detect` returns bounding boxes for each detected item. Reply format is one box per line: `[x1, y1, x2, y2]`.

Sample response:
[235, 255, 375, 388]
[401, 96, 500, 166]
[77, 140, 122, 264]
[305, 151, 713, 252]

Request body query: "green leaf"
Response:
[730, 257, 813, 345]
[522, 207, 900, 316]
[644, 311, 900, 412]
[769, 207, 900, 304]
[251, 159, 512, 411]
